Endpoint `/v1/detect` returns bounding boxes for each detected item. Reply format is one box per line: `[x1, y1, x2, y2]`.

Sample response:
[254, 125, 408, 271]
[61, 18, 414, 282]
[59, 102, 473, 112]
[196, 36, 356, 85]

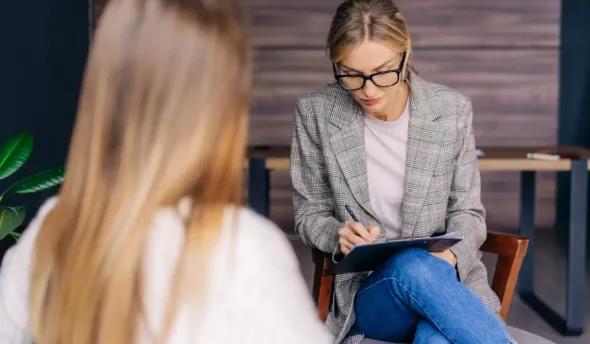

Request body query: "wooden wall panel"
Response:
[251, 49, 558, 146]
[245, 0, 560, 48]
[247, 0, 560, 232]
[91, 0, 561, 232]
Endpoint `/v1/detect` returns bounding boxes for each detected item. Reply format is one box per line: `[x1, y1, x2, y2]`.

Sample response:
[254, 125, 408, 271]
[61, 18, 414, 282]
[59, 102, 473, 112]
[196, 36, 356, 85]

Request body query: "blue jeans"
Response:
[354, 248, 516, 344]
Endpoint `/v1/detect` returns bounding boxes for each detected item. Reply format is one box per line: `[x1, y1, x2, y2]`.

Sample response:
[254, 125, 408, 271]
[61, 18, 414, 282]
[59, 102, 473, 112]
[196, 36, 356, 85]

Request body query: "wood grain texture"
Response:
[251, 48, 558, 147]
[245, 0, 560, 48]
[90, 0, 561, 233]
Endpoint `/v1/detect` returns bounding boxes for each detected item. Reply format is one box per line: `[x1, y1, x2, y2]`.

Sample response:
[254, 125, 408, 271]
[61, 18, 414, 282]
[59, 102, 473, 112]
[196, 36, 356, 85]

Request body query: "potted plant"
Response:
[0, 132, 65, 241]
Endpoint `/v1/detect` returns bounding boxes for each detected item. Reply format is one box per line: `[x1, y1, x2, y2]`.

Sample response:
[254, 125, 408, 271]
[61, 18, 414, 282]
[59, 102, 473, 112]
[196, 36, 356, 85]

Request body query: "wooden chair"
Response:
[311, 232, 529, 322]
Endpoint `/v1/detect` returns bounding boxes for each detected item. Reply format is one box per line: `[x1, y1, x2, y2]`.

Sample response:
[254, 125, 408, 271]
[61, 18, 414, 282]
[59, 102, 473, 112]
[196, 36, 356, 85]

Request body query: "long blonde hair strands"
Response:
[29, 0, 250, 342]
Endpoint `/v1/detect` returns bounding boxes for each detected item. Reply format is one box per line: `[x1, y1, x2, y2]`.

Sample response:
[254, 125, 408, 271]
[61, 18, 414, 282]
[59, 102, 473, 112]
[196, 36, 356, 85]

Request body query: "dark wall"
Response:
[556, 0, 590, 235]
[0, 0, 88, 256]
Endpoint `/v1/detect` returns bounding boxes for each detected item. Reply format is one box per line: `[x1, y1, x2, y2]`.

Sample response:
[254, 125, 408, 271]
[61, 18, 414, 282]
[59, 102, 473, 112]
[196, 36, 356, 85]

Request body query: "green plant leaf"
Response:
[0, 133, 34, 180]
[0, 206, 26, 240]
[5, 167, 65, 195]
[9, 232, 21, 241]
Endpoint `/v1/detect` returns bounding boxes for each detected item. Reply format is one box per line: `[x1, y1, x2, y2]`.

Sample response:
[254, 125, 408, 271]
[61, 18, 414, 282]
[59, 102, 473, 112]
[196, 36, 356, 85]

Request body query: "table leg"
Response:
[248, 158, 270, 218]
[565, 159, 587, 334]
[519, 162, 587, 335]
[518, 171, 536, 295]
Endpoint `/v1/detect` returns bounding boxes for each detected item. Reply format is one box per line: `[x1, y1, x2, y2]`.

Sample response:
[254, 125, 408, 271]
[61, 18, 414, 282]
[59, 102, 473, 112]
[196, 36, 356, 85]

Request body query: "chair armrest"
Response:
[481, 232, 529, 319]
[481, 232, 528, 258]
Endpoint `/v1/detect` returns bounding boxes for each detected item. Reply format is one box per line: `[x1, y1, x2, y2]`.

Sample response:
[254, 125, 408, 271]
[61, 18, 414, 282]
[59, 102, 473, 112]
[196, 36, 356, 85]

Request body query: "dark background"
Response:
[0, 0, 88, 255]
[1, 0, 589, 258]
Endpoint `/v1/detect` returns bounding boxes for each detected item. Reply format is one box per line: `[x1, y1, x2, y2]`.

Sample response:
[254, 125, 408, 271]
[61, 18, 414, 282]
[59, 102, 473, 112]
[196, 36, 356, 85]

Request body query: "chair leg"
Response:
[318, 273, 333, 322]
[311, 250, 335, 322]
[492, 254, 524, 320]
[312, 256, 323, 304]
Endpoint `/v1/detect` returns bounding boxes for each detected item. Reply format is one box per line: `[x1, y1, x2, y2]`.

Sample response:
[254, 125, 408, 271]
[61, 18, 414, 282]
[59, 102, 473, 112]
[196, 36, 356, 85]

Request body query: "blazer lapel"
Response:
[401, 73, 446, 238]
[329, 102, 380, 222]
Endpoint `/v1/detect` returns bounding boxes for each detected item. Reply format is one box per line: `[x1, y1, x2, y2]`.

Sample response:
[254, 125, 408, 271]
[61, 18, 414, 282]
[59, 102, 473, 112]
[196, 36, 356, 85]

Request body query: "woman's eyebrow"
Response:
[340, 58, 396, 73]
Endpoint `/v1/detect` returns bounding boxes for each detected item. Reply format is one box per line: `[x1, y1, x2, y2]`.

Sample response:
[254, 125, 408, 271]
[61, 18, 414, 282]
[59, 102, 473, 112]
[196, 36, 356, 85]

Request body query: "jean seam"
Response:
[356, 277, 392, 297]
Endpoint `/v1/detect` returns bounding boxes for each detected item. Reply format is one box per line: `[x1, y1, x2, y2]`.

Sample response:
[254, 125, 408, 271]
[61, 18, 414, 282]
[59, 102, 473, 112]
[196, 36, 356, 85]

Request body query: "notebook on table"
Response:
[326, 233, 461, 275]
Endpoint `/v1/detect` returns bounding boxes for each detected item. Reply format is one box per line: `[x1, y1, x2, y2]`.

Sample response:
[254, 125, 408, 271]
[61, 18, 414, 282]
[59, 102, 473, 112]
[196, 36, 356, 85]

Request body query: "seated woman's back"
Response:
[0, 0, 332, 342]
[0, 198, 332, 343]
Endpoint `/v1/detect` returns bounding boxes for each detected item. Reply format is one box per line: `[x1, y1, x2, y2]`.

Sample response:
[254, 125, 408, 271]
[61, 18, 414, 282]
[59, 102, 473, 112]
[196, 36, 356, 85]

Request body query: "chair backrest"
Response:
[311, 232, 528, 321]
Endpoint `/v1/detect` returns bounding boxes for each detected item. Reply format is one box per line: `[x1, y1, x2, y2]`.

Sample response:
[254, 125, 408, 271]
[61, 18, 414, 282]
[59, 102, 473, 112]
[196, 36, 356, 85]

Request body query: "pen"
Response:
[526, 153, 560, 161]
[345, 205, 360, 222]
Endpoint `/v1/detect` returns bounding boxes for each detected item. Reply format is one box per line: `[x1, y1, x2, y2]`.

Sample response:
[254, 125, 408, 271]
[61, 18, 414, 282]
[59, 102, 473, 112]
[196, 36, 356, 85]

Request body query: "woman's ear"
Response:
[403, 40, 412, 81]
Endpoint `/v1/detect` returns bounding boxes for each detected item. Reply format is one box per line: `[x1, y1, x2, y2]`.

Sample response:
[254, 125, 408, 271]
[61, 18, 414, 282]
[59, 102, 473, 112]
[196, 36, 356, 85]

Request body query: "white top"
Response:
[364, 98, 410, 240]
[0, 198, 333, 344]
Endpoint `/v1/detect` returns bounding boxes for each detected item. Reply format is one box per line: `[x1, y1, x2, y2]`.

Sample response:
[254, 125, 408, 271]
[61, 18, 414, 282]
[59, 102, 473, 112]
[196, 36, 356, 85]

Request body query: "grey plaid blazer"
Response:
[290, 72, 501, 344]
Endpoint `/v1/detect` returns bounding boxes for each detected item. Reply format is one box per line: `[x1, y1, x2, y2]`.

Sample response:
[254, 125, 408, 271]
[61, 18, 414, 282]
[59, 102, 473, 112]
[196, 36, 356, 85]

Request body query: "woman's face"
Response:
[337, 40, 406, 116]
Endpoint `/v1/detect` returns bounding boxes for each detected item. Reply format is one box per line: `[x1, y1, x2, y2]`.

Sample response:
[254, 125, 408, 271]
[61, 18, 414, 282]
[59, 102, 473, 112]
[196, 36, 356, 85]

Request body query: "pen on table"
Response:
[345, 205, 360, 222]
[526, 153, 560, 161]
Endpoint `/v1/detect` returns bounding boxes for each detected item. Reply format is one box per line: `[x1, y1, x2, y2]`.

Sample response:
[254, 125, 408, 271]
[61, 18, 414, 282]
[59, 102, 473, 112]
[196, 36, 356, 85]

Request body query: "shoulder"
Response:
[294, 84, 361, 136]
[295, 84, 353, 117]
[230, 207, 293, 258]
[410, 72, 471, 118]
[0, 196, 58, 343]
[150, 202, 291, 257]
[10, 196, 59, 248]
[418, 76, 470, 107]
[152, 203, 292, 263]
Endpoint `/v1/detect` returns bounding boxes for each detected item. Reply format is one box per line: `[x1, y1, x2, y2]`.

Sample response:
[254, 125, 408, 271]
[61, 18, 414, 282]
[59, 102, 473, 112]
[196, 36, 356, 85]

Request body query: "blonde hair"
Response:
[29, 0, 250, 343]
[327, 0, 414, 79]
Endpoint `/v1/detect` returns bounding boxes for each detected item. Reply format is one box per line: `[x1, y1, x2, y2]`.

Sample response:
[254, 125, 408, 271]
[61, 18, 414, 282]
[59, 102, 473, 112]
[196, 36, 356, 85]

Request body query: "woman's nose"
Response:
[362, 79, 379, 98]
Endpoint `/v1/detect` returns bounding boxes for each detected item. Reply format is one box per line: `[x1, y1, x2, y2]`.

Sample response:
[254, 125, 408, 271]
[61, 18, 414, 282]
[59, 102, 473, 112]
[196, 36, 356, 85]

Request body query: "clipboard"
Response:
[326, 233, 462, 275]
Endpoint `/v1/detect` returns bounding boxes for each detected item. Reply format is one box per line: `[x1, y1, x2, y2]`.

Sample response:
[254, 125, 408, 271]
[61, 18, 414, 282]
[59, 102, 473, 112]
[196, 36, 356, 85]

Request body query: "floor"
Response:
[287, 230, 590, 344]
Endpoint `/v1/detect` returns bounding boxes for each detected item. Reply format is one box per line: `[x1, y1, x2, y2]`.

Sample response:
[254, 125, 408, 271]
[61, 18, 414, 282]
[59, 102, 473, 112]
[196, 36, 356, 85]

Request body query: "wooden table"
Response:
[246, 145, 589, 335]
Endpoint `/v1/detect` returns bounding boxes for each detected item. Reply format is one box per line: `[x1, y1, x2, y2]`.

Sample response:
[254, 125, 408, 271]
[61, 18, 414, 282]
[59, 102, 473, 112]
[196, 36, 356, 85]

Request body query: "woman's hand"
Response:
[429, 249, 457, 267]
[338, 221, 379, 255]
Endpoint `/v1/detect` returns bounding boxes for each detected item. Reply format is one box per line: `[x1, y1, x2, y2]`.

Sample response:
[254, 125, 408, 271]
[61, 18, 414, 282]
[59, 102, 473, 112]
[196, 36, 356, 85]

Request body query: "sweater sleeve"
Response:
[0, 198, 58, 344]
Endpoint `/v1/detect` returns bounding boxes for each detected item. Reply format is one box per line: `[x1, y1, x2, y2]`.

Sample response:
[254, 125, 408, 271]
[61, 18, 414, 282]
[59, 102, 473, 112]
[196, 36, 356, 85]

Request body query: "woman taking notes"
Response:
[0, 0, 332, 343]
[291, 1, 515, 343]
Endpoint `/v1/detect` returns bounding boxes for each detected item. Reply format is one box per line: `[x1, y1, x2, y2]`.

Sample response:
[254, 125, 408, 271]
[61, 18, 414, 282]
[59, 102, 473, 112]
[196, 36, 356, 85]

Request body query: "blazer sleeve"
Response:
[290, 97, 343, 259]
[446, 97, 487, 281]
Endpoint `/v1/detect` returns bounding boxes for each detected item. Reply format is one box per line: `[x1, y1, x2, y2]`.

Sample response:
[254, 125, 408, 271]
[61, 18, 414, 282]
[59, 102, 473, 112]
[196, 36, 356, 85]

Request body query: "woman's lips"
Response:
[362, 98, 380, 106]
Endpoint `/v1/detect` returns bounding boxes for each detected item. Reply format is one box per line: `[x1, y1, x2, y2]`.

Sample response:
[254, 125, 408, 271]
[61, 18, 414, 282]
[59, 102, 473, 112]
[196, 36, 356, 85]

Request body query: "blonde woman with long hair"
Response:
[291, 1, 517, 343]
[0, 0, 333, 343]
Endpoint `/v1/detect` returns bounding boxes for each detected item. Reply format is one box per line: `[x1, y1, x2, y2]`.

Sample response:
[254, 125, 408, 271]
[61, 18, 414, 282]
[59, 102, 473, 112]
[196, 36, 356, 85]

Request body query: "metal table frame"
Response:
[248, 158, 270, 218]
[518, 159, 588, 335]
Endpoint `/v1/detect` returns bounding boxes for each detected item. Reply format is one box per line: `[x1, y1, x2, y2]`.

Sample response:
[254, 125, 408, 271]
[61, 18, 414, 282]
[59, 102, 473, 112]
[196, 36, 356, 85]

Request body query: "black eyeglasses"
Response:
[333, 52, 406, 91]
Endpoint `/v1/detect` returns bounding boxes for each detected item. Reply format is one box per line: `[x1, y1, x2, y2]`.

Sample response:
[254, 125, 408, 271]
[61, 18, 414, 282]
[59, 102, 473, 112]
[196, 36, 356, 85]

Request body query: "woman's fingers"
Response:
[338, 236, 354, 255]
[345, 221, 373, 242]
[367, 226, 380, 241]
